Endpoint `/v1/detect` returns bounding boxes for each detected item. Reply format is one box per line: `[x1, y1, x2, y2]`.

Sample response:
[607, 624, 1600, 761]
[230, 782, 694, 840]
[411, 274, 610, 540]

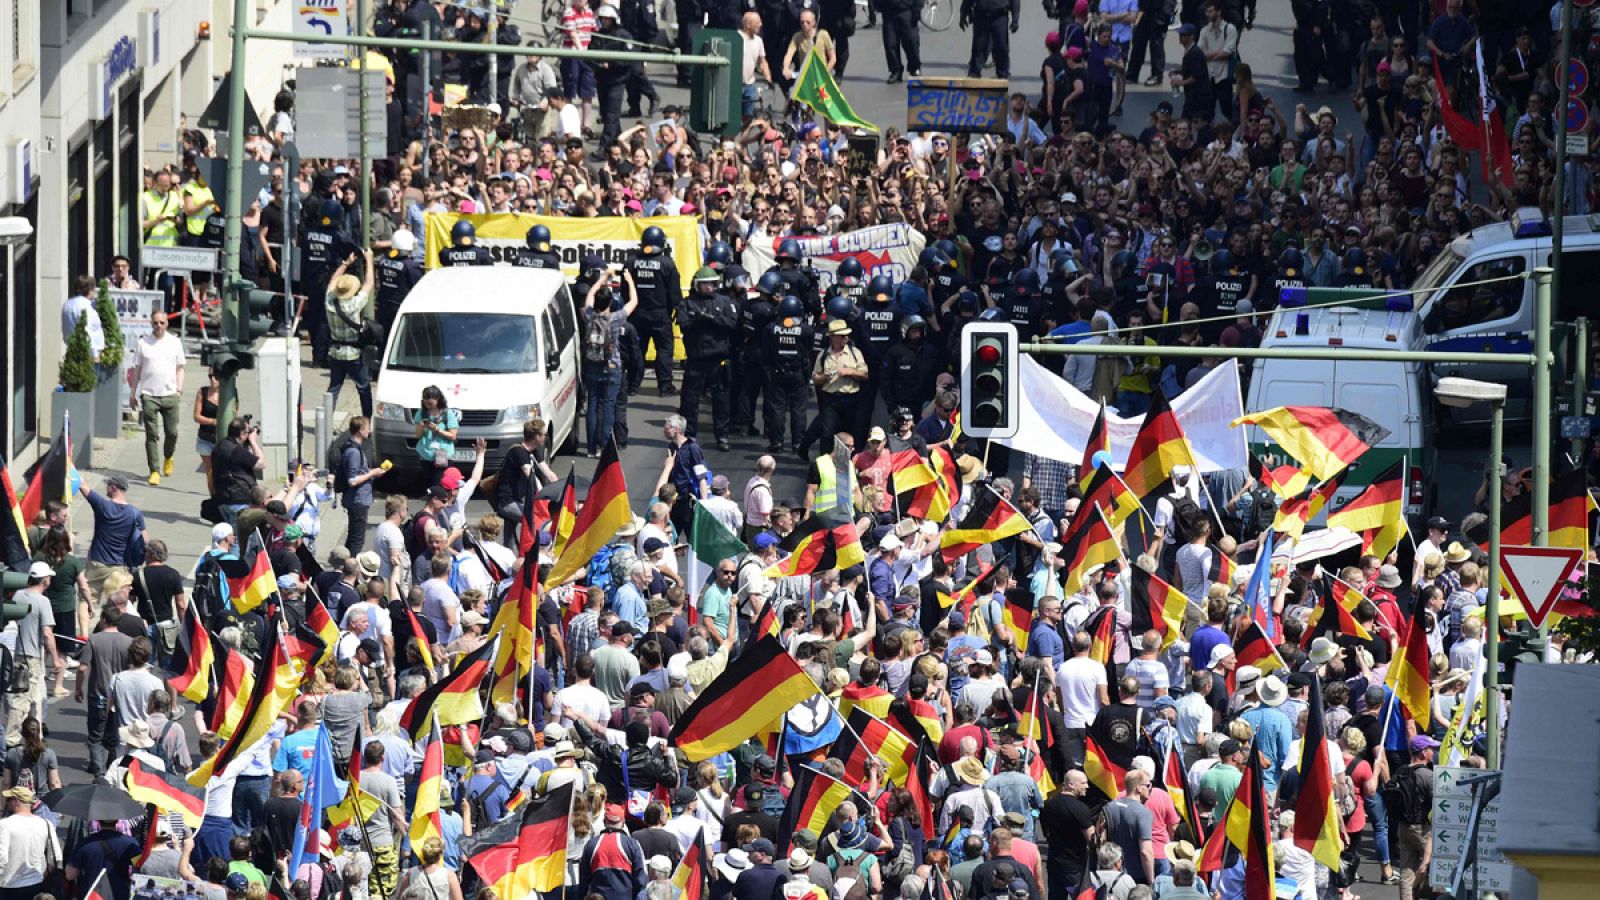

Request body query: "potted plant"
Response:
[92, 278, 127, 439]
[54, 313, 97, 469]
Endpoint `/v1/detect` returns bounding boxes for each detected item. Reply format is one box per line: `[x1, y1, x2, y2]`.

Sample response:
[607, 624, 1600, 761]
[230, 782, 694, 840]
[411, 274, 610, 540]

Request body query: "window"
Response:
[386, 312, 539, 374]
[1423, 255, 1526, 334]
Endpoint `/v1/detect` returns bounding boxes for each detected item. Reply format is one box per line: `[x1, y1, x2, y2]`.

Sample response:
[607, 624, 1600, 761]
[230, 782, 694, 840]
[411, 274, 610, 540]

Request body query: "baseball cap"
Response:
[674, 785, 697, 806]
[265, 500, 289, 517]
[1153, 696, 1178, 712]
[868, 426, 887, 442]
[878, 533, 903, 553]
[283, 524, 305, 541]
[211, 522, 235, 544]
[1410, 734, 1441, 752]
[745, 838, 776, 857]
[276, 574, 300, 591]
[358, 638, 382, 658]
[426, 484, 450, 500]
[1218, 739, 1241, 757]
[611, 621, 634, 637]
[26, 561, 53, 579]
[754, 531, 780, 549]
[439, 467, 465, 490]
[948, 610, 967, 629]
[1178, 23, 1198, 36]
[225, 873, 251, 893]
[105, 474, 130, 491]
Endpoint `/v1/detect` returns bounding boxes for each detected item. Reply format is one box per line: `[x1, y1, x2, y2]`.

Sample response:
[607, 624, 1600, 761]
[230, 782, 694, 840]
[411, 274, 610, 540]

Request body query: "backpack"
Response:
[832, 848, 871, 900]
[404, 510, 435, 559]
[193, 558, 227, 624]
[328, 432, 358, 493]
[1170, 495, 1206, 544]
[1383, 764, 1431, 826]
[758, 784, 787, 820]
[583, 309, 618, 365]
[1334, 757, 1361, 820]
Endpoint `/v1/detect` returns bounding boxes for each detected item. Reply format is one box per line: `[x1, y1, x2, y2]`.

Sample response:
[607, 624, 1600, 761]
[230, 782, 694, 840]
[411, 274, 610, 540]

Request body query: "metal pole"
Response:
[219, 0, 251, 431]
[1485, 397, 1503, 771]
[239, 28, 730, 65]
[488, 8, 499, 107]
[1553, 0, 1573, 347]
[422, 20, 432, 184]
[1532, 267, 1552, 555]
[358, 0, 372, 248]
[1574, 316, 1589, 463]
[1019, 342, 1536, 366]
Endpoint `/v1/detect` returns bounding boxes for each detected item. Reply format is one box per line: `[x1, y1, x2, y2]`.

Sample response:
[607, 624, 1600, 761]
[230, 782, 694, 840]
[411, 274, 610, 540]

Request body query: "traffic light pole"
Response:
[219, 0, 252, 431]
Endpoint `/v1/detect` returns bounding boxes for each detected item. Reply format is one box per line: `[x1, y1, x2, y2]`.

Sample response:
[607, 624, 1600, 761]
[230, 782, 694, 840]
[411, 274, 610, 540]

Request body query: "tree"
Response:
[1554, 567, 1600, 660]
[59, 314, 97, 393]
[94, 278, 125, 367]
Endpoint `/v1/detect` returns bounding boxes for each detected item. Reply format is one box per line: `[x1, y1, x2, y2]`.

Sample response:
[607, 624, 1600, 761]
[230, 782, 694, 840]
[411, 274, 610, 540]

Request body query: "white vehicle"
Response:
[1245, 299, 1433, 519]
[373, 267, 579, 476]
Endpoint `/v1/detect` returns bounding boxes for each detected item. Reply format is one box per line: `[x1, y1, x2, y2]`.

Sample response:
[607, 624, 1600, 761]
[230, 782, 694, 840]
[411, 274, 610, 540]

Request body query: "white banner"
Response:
[996, 356, 1249, 473]
[739, 223, 928, 292]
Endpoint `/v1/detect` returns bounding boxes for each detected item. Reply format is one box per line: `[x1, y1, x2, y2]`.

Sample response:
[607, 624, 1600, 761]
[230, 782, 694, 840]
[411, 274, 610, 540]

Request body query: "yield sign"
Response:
[1499, 544, 1584, 628]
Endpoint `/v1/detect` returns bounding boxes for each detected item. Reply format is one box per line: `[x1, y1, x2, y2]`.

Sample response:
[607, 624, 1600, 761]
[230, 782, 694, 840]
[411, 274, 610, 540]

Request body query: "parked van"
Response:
[1245, 301, 1433, 520]
[1411, 208, 1590, 420]
[373, 267, 579, 476]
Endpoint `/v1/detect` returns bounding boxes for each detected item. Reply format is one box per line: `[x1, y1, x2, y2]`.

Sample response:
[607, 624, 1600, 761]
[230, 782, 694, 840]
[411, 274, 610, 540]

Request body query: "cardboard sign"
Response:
[846, 134, 879, 182]
[906, 78, 1010, 134]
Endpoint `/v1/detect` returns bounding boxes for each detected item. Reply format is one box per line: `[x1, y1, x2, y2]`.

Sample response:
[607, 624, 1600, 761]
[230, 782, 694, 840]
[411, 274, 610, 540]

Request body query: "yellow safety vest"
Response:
[813, 455, 840, 520]
[142, 190, 180, 246]
[182, 182, 215, 236]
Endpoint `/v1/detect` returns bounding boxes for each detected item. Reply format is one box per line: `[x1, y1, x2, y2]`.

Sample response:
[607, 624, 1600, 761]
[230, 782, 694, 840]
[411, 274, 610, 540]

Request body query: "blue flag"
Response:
[288, 726, 345, 876]
[1244, 530, 1276, 639]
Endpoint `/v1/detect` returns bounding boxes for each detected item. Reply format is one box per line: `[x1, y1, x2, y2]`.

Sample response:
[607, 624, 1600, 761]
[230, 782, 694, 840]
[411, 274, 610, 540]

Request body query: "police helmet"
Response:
[581, 254, 606, 277]
[1342, 247, 1366, 274]
[919, 247, 949, 271]
[692, 265, 721, 288]
[836, 257, 864, 285]
[935, 239, 959, 262]
[1209, 249, 1235, 275]
[776, 239, 802, 263]
[868, 274, 894, 301]
[779, 295, 805, 319]
[757, 271, 785, 296]
[1112, 250, 1137, 276]
[1279, 246, 1304, 273]
[901, 314, 927, 337]
[1013, 268, 1042, 295]
[450, 220, 476, 245]
[825, 294, 856, 321]
[705, 241, 733, 270]
[527, 224, 552, 251]
[320, 198, 342, 224]
[642, 226, 667, 253]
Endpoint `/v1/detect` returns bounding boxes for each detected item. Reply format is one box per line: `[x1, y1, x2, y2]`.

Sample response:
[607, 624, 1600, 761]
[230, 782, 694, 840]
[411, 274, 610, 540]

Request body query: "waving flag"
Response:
[792, 46, 877, 131]
[289, 724, 345, 876]
[125, 759, 205, 829]
[1301, 580, 1372, 649]
[189, 622, 302, 787]
[1250, 452, 1312, 501]
[831, 707, 912, 786]
[168, 606, 215, 704]
[1387, 593, 1433, 731]
[464, 782, 574, 896]
[768, 516, 865, 577]
[547, 440, 631, 587]
[1232, 407, 1388, 481]
[1272, 473, 1344, 542]
[1130, 567, 1186, 650]
[939, 485, 1029, 564]
[1084, 732, 1127, 803]
[669, 635, 818, 761]
[838, 682, 893, 721]
[1078, 404, 1110, 492]
[895, 456, 953, 523]
[410, 722, 446, 849]
[778, 766, 858, 846]
[400, 636, 499, 742]
[1293, 675, 1343, 870]
[0, 454, 29, 569]
[221, 534, 276, 614]
[1001, 588, 1035, 654]
[1198, 740, 1277, 900]
[1243, 529, 1277, 637]
[1058, 505, 1121, 597]
[19, 421, 78, 526]
[672, 829, 711, 900]
[1327, 459, 1405, 560]
[491, 538, 540, 707]
[1122, 391, 1194, 500]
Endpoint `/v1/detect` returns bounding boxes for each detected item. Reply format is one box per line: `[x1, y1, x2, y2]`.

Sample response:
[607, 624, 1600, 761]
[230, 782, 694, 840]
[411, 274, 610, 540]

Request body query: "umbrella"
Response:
[1271, 526, 1362, 565]
[40, 782, 145, 821]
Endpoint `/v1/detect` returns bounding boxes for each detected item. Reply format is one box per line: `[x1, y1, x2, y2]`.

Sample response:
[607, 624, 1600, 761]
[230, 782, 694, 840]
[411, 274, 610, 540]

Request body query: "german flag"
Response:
[930, 445, 962, 511]
[1273, 473, 1344, 541]
[168, 606, 214, 704]
[832, 707, 912, 785]
[1084, 732, 1127, 803]
[1085, 605, 1118, 676]
[1198, 740, 1276, 900]
[189, 622, 302, 787]
[545, 465, 579, 559]
[949, 562, 998, 623]
[405, 603, 436, 674]
[839, 682, 893, 721]
[300, 592, 339, 668]
[672, 828, 711, 900]
[125, 758, 205, 829]
[1232, 406, 1389, 482]
[83, 870, 111, 900]
[1059, 505, 1122, 597]
[1080, 461, 1142, 529]
[1207, 547, 1236, 590]
[221, 535, 276, 614]
[465, 782, 574, 897]
[1387, 592, 1432, 731]
[1327, 459, 1405, 559]
[751, 595, 781, 643]
[1250, 452, 1312, 500]
[905, 740, 939, 840]
[130, 806, 160, 871]
[939, 485, 1030, 564]
[491, 544, 539, 706]
[894, 456, 953, 523]
[547, 439, 632, 587]
[1130, 567, 1186, 650]
[1232, 621, 1287, 675]
[1122, 391, 1194, 500]
[0, 454, 29, 569]
[669, 634, 818, 761]
[1002, 588, 1035, 653]
[400, 636, 499, 742]
[767, 517, 865, 577]
[1301, 580, 1372, 649]
[1017, 677, 1052, 750]
[410, 722, 445, 850]
[1293, 675, 1343, 870]
[18, 427, 76, 527]
[208, 641, 257, 740]
[778, 766, 857, 842]
[902, 697, 945, 746]
[1478, 467, 1589, 550]
[1161, 741, 1200, 844]
[1079, 405, 1110, 492]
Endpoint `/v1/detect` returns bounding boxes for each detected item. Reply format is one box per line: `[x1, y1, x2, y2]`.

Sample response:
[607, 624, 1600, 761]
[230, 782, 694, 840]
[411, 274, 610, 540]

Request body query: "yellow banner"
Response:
[422, 212, 702, 296]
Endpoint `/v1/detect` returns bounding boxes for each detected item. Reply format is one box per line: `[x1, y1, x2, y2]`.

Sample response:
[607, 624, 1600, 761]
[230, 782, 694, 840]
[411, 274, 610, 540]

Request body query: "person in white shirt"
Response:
[61, 275, 106, 356]
[0, 785, 60, 893]
[1056, 631, 1110, 766]
[129, 310, 187, 485]
[701, 476, 743, 536]
[742, 457, 776, 542]
[552, 654, 612, 729]
[637, 503, 672, 557]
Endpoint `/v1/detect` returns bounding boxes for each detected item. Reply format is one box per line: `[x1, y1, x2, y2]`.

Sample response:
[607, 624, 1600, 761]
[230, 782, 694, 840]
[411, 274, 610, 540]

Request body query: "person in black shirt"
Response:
[725, 787, 781, 842]
[211, 418, 265, 531]
[1171, 25, 1213, 121]
[495, 418, 557, 548]
[261, 771, 304, 856]
[1041, 770, 1096, 897]
[438, 220, 494, 266]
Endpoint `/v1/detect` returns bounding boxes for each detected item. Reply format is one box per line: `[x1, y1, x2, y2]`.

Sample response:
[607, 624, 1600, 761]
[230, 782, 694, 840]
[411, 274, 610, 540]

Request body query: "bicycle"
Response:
[921, 0, 958, 32]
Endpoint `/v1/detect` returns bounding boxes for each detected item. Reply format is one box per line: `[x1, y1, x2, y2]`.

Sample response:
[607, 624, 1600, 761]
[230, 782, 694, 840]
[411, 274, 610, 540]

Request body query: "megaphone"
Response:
[1192, 239, 1215, 262]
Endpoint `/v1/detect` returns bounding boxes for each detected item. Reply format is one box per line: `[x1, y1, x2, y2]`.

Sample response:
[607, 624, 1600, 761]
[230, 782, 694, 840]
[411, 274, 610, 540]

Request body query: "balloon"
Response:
[1091, 450, 1113, 470]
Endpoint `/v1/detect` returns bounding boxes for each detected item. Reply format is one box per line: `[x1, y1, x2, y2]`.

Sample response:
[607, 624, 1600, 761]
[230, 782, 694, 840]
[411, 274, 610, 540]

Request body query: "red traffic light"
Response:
[975, 342, 1002, 364]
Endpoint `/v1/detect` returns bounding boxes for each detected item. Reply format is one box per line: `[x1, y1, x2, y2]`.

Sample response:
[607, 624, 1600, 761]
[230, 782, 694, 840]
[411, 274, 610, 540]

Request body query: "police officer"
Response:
[300, 198, 357, 367]
[620, 0, 663, 116]
[734, 271, 781, 438]
[1336, 248, 1373, 288]
[1197, 249, 1247, 344]
[765, 239, 820, 316]
[1269, 246, 1306, 311]
[961, 0, 1021, 78]
[439, 220, 494, 267]
[831, 257, 867, 307]
[678, 267, 741, 450]
[515, 224, 562, 270]
[375, 229, 424, 335]
[854, 274, 901, 437]
[1004, 269, 1049, 342]
[928, 244, 967, 310]
[1291, 0, 1331, 92]
[882, 315, 940, 415]
[627, 225, 681, 394]
[592, 6, 637, 149]
[763, 294, 815, 453]
[614, 292, 647, 450]
[705, 240, 734, 275]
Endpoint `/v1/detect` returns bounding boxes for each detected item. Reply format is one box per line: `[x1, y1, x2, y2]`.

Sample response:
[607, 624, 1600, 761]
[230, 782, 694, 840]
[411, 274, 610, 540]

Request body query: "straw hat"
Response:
[1444, 542, 1472, 565]
[119, 719, 156, 749]
[1256, 674, 1288, 708]
[1165, 840, 1198, 864]
[954, 756, 989, 786]
[1423, 552, 1445, 576]
[1308, 636, 1339, 667]
[331, 274, 362, 301]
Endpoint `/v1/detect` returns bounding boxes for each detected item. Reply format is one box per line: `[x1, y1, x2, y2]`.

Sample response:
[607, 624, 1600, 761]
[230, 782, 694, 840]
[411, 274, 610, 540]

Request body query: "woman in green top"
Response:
[34, 526, 90, 697]
[412, 385, 460, 482]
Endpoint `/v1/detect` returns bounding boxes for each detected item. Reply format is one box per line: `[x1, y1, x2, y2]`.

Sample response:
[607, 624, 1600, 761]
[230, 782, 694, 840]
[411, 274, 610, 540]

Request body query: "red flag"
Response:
[1433, 58, 1481, 152]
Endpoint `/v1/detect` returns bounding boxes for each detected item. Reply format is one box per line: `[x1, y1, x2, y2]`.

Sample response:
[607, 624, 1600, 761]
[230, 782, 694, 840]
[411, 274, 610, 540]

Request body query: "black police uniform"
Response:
[1268, 269, 1305, 313]
[614, 315, 646, 448]
[621, 0, 664, 115]
[514, 247, 563, 270]
[299, 222, 356, 366]
[375, 248, 424, 334]
[733, 293, 778, 436]
[879, 0, 923, 80]
[592, 26, 638, 148]
[930, 264, 967, 310]
[882, 331, 941, 414]
[763, 316, 816, 451]
[1199, 269, 1248, 344]
[625, 249, 681, 391]
[678, 288, 741, 444]
[438, 242, 494, 267]
[1335, 267, 1373, 289]
[1003, 290, 1048, 343]
[962, 0, 1020, 78]
[853, 299, 901, 438]
[768, 264, 821, 316]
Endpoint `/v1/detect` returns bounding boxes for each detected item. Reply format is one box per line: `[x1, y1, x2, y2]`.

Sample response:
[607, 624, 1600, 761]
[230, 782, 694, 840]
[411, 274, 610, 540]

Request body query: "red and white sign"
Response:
[1499, 545, 1584, 628]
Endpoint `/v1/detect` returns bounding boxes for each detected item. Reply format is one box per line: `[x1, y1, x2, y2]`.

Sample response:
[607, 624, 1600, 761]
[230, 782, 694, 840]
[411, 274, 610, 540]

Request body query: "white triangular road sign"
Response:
[1499, 545, 1584, 628]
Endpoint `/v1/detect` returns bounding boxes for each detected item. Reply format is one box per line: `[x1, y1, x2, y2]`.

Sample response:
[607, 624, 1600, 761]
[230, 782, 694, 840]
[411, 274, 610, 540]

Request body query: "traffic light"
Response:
[223, 279, 275, 344]
[0, 570, 36, 625]
[201, 342, 255, 377]
[960, 322, 1019, 439]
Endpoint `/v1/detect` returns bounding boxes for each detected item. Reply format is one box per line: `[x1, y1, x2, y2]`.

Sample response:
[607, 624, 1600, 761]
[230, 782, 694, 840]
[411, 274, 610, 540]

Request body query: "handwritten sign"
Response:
[846, 135, 879, 182]
[110, 288, 162, 362]
[906, 78, 1009, 134]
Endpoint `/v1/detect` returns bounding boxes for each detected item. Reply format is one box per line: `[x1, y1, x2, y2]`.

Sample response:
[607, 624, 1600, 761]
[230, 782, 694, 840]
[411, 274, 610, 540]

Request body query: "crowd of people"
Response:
[23, 3, 1600, 900]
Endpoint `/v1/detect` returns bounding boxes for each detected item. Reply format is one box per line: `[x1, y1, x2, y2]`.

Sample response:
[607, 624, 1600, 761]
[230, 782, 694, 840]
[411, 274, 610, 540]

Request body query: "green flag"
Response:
[687, 498, 748, 602]
[792, 46, 877, 132]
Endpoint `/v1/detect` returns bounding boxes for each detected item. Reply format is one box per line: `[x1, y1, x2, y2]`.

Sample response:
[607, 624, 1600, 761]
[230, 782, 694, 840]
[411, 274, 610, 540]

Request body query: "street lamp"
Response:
[1435, 376, 1509, 769]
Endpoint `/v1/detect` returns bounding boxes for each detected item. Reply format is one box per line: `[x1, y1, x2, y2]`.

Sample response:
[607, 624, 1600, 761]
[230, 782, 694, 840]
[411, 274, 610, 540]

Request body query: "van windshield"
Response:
[1411, 246, 1465, 295]
[387, 312, 539, 374]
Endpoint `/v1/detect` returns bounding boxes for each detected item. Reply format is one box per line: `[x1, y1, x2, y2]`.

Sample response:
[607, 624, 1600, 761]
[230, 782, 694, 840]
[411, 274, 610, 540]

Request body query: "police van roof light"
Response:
[1279, 287, 1307, 308]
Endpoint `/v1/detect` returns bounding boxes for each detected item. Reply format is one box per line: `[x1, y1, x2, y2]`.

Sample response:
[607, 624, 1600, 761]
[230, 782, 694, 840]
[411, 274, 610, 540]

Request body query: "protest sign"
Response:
[907, 78, 1009, 133]
[740, 223, 928, 291]
[423, 212, 702, 295]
